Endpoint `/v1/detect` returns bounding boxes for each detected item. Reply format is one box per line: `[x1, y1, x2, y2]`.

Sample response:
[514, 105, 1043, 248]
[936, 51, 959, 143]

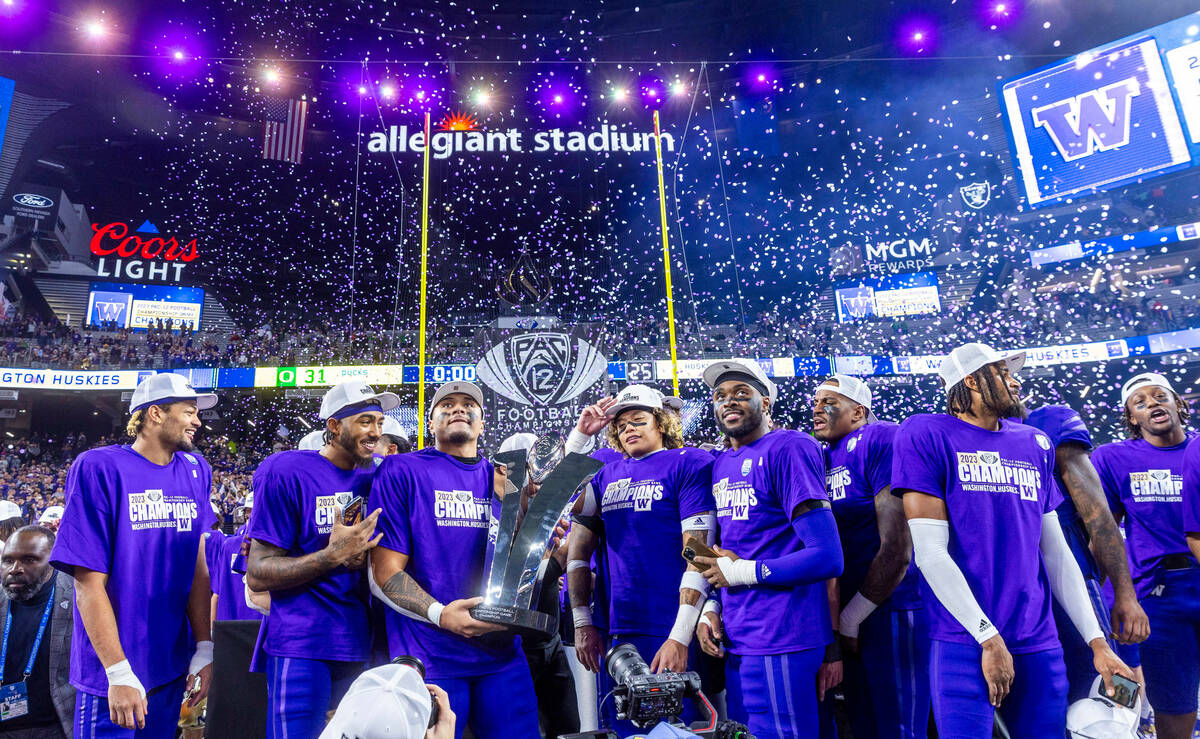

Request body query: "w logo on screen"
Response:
[95, 301, 127, 323]
[1031, 79, 1140, 162]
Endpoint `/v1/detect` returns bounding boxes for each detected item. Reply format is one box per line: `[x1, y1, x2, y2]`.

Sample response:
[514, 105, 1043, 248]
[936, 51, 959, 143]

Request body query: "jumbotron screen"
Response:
[86, 281, 205, 330]
[834, 272, 941, 323]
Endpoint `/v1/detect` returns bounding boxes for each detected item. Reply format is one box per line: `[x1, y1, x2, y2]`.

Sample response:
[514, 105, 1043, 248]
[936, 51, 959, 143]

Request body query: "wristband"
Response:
[188, 640, 214, 676]
[565, 429, 595, 455]
[105, 659, 146, 698]
[680, 570, 711, 596]
[572, 606, 593, 628]
[701, 598, 721, 616]
[716, 557, 758, 587]
[838, 592, 880, 639]
[824, 640, 842, 664]
[567, 559, 590, 573]
[427, 602, 446, 628]
[668, 603, 702, 646]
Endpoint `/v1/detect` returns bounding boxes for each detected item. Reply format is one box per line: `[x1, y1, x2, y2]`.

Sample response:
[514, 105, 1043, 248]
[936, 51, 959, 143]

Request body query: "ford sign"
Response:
[13, 193, 53, 209]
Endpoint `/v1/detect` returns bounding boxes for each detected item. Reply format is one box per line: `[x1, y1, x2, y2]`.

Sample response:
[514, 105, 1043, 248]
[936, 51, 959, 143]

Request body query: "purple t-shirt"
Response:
[1092, 433, 1197, 599]
[589, 447, 715, 636]
[368, 448, 520, 679]
[711, 429, 831, 655]
[891, 414, 1061, 653]
[204, 529, 262, 622]
[591, 447, 624, 466]
[827, 422, 921, 610]
[1023, 405, 1098, 580]
[50, 445, 215, 695]
[247, 450, 374, 662]
[1184, 437, 1200, 536]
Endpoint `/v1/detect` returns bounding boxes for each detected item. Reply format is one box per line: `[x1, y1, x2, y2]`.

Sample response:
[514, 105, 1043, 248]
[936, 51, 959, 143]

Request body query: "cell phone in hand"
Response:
[1109, 674, 1140, 710]
[682, 536, 718, 564]
[341, 496, 364, 526]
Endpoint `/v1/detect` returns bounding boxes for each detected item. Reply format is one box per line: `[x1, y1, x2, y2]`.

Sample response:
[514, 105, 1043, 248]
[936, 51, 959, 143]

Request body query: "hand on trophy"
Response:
[549, 517, 570, 570]
[440, 597, 508, 638]
[576, 397, 619, 436]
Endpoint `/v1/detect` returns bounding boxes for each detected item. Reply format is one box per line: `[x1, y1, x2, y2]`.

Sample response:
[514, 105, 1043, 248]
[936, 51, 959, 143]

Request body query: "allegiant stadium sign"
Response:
[367, 123, 675, 158]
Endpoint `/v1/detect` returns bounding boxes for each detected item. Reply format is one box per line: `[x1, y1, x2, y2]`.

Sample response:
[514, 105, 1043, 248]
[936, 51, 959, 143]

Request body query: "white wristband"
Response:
[838, 593, 880, 639]
[567, 559, 590, 573]
[427, 602, 446, 628]
[668, 603, 702, 646]
[702, 598, 722, 616]
[572, 606, 593, 628]
[104, 659, 146, 698]
[188, 640, 214, 676]
[566, 428, 596, 455]
[681, 570, 711, 596]
[717, 557, 758, 587]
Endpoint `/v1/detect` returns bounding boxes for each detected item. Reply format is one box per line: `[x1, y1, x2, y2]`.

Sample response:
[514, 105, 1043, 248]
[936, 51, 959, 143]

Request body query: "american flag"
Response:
[262, 98, 308, 164]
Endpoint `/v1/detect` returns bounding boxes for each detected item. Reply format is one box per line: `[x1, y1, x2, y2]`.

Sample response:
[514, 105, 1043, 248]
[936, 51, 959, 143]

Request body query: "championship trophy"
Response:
[471, 434, 602, 636]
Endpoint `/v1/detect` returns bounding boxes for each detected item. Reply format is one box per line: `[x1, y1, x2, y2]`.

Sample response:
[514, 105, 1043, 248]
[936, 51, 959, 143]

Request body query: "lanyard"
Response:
[0, 582, 55, 682]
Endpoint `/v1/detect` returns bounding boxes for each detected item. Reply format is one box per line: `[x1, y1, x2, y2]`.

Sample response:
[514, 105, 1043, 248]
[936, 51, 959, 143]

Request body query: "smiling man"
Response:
[50, 373, 218, 738]
[244, 380, 394, 739]
[367, 381, 539, 739]
[1091, 372, 1199, 739]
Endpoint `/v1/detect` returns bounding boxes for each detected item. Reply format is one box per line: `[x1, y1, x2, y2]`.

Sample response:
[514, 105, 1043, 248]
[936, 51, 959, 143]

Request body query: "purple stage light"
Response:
[981, 0, 1019, 29]
[746, 66, 777, 91]
[897, 17, 937, 54]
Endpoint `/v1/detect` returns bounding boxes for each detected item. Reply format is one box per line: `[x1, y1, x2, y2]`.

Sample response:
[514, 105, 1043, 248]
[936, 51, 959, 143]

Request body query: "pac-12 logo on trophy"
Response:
[476, 332, 607, 406]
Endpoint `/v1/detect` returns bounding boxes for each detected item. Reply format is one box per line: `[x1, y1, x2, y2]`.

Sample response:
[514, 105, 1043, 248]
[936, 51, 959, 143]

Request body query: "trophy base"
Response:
[469, 603, 554, 638]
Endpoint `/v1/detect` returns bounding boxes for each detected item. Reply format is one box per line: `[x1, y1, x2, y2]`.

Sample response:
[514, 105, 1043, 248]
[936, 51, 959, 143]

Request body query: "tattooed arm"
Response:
[369, 546, 503, 638]
[245, 509, 382, 592]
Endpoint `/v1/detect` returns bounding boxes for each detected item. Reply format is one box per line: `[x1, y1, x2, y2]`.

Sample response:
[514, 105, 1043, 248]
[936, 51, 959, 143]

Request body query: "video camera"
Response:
[559, 643, 753, 739]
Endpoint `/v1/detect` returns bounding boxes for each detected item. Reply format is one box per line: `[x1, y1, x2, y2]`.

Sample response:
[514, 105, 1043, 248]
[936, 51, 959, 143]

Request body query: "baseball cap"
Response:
[298, 429, 325, 451]
[0, 501, 21, 520]
[937, 343, 1026, 392]
[319, 663, 431, 739]
[129, 373, 217, 414]
[38, 505, 64, 524]
[702, 359, 778, 405]
[815, 375, 878, 423]
[381, 416, 405, 438]
[319, 381, 400, 421]
[1120, 372, 1176, 406]
[608, 384, 670, 417]
[1066, 676, 1139, 739]
[429, 381, 484, 415]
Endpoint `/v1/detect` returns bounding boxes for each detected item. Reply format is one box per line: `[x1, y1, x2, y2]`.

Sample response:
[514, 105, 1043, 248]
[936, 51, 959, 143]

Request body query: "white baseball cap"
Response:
[498, 432, 539, 453]
[129, 373, 217, 413]
[1066, 676, 1139, 739]
[429, 381, 484, 415]
[381, 417, 405, 438]
[815, 375, 878, 423]
[702, 359, 778, 405]
[319, 381, 400, 421]
[319, 663, 432, 739]
[938, 343, 1026, 392]
[298, 429, 325, 450]
[38, 505, 64, 524]
[608, 384, 680, 417]
[1120, 372, 1176, 407]
[0, 501, 21, 520]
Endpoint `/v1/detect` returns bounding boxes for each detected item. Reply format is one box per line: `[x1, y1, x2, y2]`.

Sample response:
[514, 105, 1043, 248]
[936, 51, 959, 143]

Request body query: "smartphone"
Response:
[341, 496, 364, 526]
[1109, 674, 1140, 710]
[682, 536, 719, 564]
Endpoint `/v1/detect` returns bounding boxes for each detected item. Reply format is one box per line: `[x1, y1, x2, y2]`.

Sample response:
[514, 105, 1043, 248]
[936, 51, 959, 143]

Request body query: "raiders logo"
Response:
[741, 459, 753, 476]
[959, 181, 991, 210]
[1035, 434, 1051, 451]
[979, 451, 1000, 465]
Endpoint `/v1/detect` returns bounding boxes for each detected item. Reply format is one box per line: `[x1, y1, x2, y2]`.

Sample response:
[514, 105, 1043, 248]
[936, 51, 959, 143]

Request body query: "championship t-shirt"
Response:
[204, 528, 262, 622]
[891, 414, 1061, 653]
[711, 429, 832, 655]
[826, 422, 921, 610]
[368, 448, 521, 679]
[588, 447, 715, 637]
[50, 445, 215, 695]
[1092, 433, 1197, 599]
[247, 450, 374, 662]
[1184, 437, 1200, 536]
[1022, 405, 1097, 580]
[591, 447, 624, 466]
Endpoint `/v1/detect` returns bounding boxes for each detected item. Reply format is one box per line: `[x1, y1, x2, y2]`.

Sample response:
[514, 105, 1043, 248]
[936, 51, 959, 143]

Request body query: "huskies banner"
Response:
[473, 326, 610, 440]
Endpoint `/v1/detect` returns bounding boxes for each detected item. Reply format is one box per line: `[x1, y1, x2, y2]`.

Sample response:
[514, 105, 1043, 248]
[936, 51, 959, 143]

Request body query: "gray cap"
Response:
[129, 373, 217, 413]
[429, 381, 484, 415]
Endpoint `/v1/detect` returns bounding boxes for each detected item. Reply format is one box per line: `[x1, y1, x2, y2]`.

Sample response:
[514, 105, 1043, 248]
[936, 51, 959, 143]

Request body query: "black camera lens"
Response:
[606, 642, 652, 686]
[391, 655, 438, 728]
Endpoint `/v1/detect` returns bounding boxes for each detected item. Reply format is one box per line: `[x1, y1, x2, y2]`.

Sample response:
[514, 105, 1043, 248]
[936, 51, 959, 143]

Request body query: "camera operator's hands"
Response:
[425, 684, 456, 739]
[576, 398, 618, 436]
[696, 610, 725, 658]
[439, 597, 506, 638]
[650, 638, 689, 674]
[575, 624, 605, 673]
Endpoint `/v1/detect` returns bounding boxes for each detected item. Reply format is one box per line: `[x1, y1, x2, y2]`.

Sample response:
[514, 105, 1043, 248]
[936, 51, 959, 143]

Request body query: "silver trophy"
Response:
[472, 435, 602, 636]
